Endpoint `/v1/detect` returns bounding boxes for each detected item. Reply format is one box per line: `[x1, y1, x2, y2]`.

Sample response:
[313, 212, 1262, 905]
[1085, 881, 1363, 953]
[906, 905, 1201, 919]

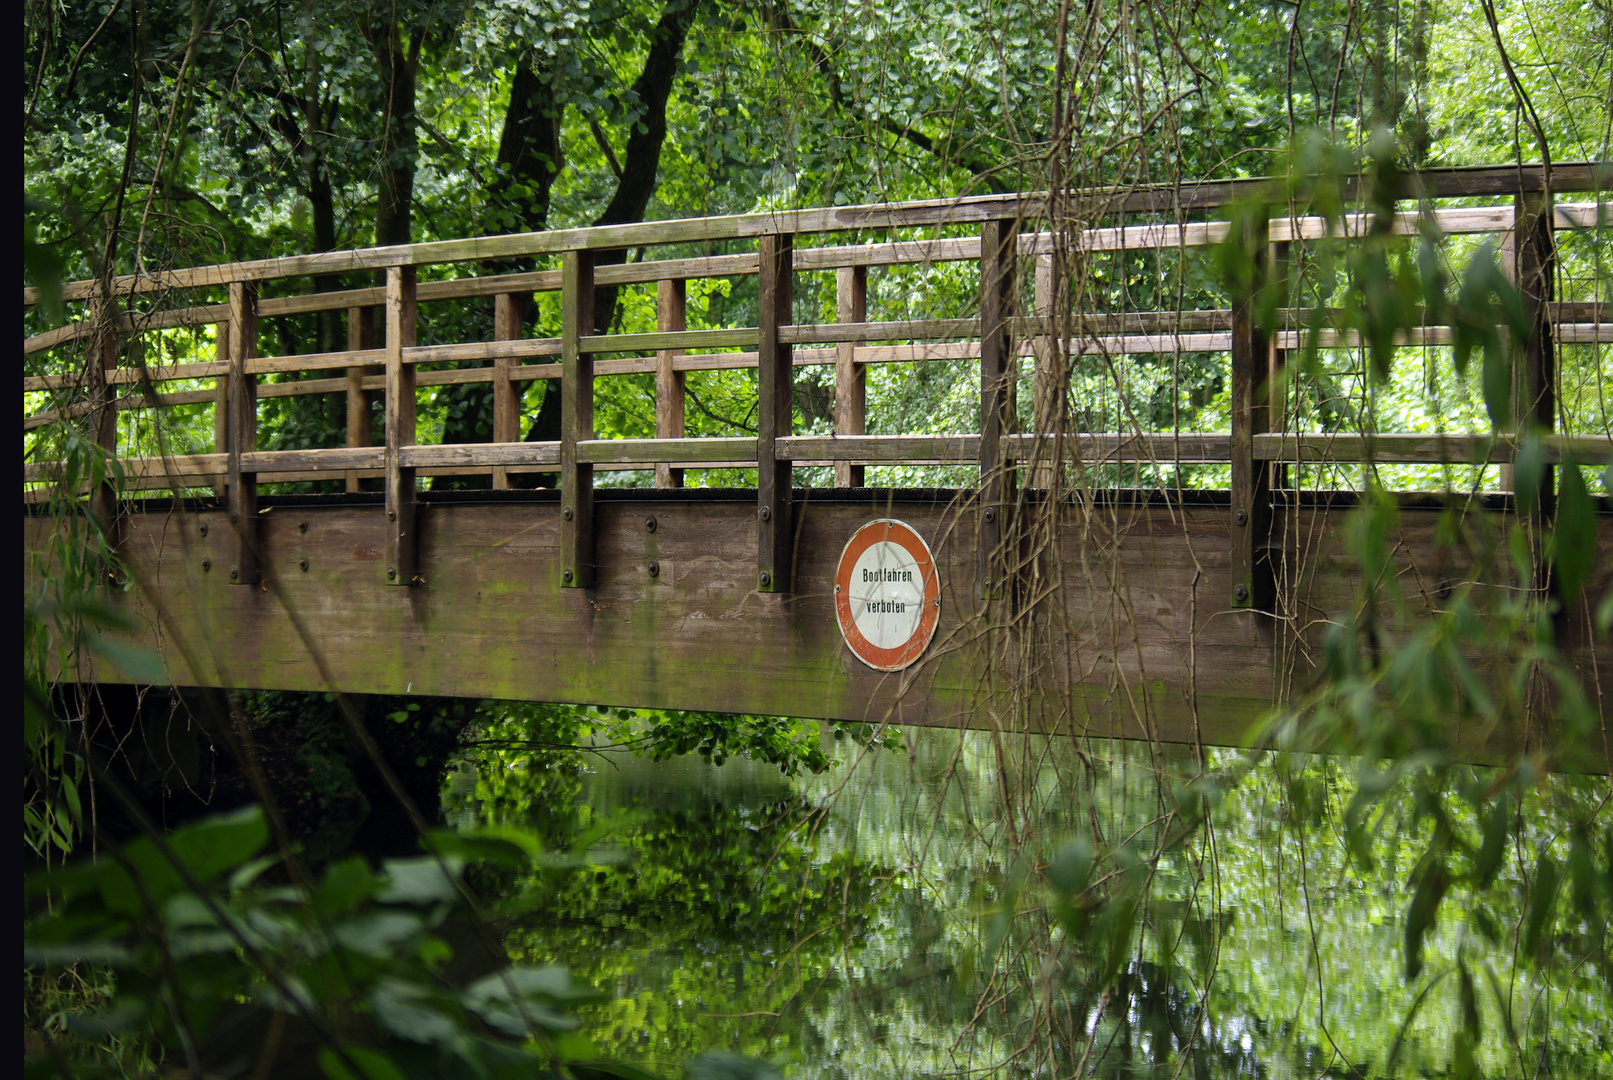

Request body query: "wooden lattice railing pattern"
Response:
[23, 163, 1613, 607]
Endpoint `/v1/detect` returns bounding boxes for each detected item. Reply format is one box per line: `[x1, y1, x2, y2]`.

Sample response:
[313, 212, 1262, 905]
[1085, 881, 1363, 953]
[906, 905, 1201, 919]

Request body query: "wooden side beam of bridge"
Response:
[27, 490, 1611, 767]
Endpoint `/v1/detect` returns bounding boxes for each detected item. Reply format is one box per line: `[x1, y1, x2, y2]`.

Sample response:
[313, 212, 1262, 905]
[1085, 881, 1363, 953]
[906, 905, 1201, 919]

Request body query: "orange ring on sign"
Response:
[833, 519, 941, 672]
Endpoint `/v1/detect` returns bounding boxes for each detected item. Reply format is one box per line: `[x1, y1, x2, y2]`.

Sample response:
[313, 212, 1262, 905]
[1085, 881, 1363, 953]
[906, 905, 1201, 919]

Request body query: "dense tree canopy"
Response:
[25, 0, 1608, 282]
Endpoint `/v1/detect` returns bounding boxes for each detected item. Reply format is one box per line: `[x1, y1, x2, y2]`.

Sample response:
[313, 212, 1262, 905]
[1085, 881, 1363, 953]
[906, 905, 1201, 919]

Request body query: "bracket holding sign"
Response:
[833, 519, 942, 672]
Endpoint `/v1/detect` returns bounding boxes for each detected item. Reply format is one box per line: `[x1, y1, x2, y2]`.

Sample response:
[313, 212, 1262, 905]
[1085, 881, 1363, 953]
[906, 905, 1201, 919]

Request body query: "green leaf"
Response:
[687, 1052, 785, 1080]
[1568, 825, 1600, 920]
[379, 856, 463, 905]
[83, 632, 167, 684]
[423, 828, 540, 869]
[1481, 337, 1512, 430]
[1512, 436, 1547, 509]
[332, 911, 423, 957]
[24, 940, 135, 968]
[1522, 854, 1561, 961]
[316, 857, 382, 917]
[1473, 793, 1511, 888]
[462, 965, 605, 1037]
[168, 805, 270, 883]
[368, 978, 458, 1044]
[1551, 460, 1598, 600]
[318, 1046, 405, 1080]
[62, 1001, 147, 1037]
[1404, 861, 1450, 980]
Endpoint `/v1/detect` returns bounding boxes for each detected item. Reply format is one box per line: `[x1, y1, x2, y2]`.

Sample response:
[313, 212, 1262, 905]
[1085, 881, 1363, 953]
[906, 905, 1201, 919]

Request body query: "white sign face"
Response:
[846, 540, 927, 650]
[833, 519, 941, 672]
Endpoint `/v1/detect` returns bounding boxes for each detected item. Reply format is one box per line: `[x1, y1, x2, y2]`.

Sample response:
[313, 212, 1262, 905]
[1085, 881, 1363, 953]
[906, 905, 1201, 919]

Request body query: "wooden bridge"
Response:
[24, 164, 1613, 758]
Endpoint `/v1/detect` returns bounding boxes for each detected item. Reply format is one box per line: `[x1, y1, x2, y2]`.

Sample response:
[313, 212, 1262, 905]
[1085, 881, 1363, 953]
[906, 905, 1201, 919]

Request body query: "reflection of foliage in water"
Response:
[452, 723, 1611, 1079]
[465, 758, 890, 1066]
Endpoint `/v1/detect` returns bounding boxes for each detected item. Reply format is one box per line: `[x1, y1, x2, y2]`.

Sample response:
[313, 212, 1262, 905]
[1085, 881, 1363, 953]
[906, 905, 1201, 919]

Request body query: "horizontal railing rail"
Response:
[23, 203, 1609, 356]
[21, 163, 1608, 308]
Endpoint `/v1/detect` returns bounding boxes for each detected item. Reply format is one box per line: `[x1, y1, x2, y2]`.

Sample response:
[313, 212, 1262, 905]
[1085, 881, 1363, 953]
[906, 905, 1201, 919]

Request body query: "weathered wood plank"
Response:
[35, 432, 1609, 492]
[29, 306, 1608, 400]
[32, 494, 1609, 766]
[1253, 433, 1613, 464]
[18, 206, 1545, 350]
[250, 447, 387, 472]
[402, 443, 560, 468]
[582, 327, 759, 354]
[781, 318, 978, 345]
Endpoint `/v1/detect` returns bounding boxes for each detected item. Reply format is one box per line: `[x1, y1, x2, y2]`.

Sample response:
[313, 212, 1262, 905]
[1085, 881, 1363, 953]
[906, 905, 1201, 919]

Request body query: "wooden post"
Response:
[213, 320, 230, 499]
[492, 293, 522, 490]
[1516, 190, 1557, 592]
[979, 219, 1017, 598]
[345, 305, 376, 493]
[1229, 215, 1272, 611]
[560, 251, 596, 588]
[655, 278, 687, 489]
[1031, 253, 1056, 491]
[757, 234, 794, 593]
[834, 265, 867, 488]
[227, 282, 260, 586]
[384, 267, 418, 586]
[88, 294, 121, 537]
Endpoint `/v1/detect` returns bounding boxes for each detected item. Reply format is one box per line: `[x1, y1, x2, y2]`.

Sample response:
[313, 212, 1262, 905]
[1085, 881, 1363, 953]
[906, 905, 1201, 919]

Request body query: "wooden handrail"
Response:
[25, 433, 1613, 492]
[24, 201, 1608, 356]
[21, 167, 1606, 311]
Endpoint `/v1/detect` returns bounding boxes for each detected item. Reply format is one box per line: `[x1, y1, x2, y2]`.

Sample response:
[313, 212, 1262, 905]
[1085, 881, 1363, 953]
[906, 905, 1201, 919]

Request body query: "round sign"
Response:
[833, 519, 941, 672]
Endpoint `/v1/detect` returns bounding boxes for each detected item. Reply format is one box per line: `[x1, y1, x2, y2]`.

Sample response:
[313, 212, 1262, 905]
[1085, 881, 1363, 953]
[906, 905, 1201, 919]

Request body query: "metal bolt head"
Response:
[199, 522, 209, 537]
[228, 512, 239, 525]
[299, 557, 309, 572]
[387, 566, 397, 581]
[648, 560, 660, 577]
[758, 506, 771, 523]
[645, 515, 657, 532]
[202, 558, 211, 572]
[759, 570, 772, 588]
[984, 507, 997, 524]
[563, 506, 574, 521]
[562, 566, 574, 582]
[1234, 583, 1249, 601]
[387, 509, 396, 521]
[1234, 508, 1248, 527]
[298, 520, 308, 533]
[229, 565, 239, 581]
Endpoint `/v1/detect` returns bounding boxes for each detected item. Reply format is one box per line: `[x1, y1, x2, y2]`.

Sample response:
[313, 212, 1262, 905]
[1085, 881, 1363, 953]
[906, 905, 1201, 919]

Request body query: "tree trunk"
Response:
[525, 0, 701, 472]
[588, 0, 702, 335]
[372, 26, 421, 248]
[490, 56, 562, 236]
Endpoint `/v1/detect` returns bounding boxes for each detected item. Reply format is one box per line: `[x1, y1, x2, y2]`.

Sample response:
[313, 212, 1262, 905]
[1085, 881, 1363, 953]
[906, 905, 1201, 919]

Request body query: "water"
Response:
[444, 726, 1612, 1078]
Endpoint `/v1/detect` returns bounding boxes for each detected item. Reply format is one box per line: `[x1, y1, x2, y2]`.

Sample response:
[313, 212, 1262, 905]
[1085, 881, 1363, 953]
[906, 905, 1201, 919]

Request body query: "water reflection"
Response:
[445, 727, 1611, 1078]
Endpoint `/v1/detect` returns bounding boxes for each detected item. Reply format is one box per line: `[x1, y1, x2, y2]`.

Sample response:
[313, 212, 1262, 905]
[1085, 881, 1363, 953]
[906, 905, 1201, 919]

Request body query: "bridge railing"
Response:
[22, 164, 1612, 603]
